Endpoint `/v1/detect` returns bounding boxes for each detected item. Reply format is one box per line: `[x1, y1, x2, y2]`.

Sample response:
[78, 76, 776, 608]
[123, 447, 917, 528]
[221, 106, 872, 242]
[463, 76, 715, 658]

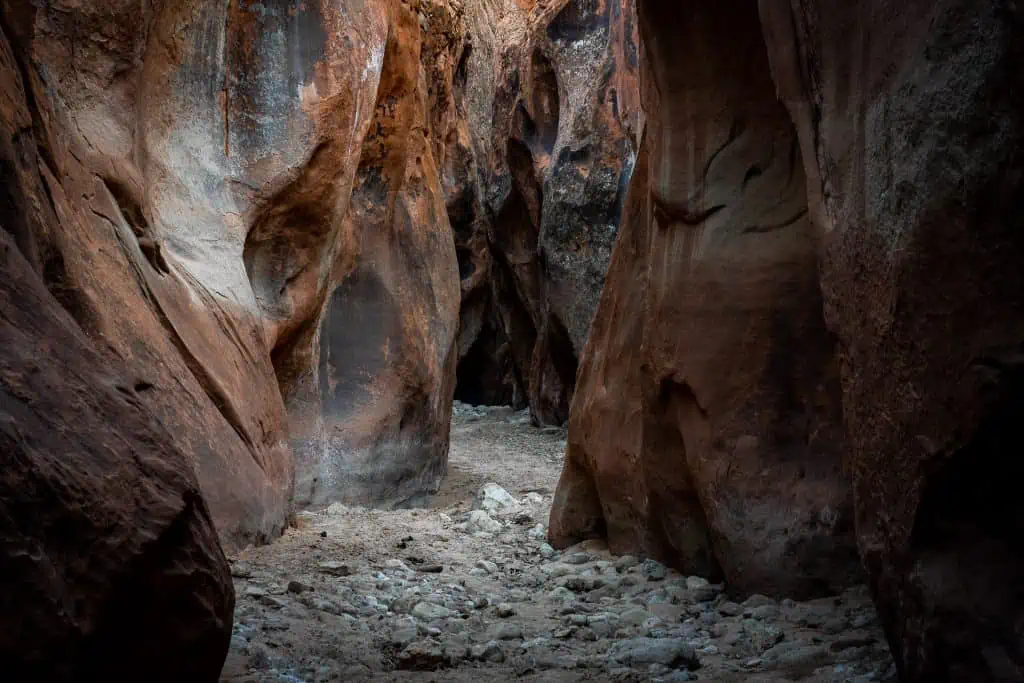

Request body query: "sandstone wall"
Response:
[550, 0, 859, 600]
[552, 0, 1024, 679]
[1, 0, 465, 525]
[1, 17, 233, 680]
[450, 0, 641, 425]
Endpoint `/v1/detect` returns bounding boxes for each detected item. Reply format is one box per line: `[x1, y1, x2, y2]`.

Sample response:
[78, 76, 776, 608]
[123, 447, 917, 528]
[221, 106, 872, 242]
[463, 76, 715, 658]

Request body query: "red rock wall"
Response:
[550, 0, 859, 600]
[553, 0, 1024, 678]
[0, 0, 465, 521]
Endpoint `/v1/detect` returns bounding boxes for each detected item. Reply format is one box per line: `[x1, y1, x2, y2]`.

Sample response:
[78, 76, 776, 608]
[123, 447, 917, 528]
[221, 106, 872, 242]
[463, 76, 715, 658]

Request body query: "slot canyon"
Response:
[0, 0, 1020, 681]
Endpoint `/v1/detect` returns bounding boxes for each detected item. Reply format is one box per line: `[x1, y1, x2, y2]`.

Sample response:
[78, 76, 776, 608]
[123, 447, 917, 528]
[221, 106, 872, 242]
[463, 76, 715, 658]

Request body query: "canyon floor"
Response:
[220, 404, 897, 683]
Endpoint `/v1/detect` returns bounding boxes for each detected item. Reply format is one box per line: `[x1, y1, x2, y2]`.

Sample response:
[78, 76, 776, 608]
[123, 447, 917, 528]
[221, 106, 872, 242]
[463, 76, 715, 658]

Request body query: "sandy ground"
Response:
[220, 403, 895, 683]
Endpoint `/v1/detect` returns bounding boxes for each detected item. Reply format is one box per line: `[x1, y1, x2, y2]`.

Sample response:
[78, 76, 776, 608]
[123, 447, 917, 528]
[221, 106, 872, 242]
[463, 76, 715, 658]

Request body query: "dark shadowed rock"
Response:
[762, 0, 1024, 680]
[0, 223, 233, 682]
[449, 0, 640, 424]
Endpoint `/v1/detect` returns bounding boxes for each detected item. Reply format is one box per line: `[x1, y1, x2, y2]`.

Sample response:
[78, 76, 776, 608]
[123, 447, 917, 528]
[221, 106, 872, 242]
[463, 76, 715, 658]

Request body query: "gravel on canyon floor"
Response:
[220, 403, 896, 683]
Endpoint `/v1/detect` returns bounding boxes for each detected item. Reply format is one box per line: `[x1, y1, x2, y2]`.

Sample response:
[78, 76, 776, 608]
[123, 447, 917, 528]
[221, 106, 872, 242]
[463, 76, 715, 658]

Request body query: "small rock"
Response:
[411, 602, 454, 620]
[318, 561, 351, 577]
[514, 511, 534, 525]
[243, 585, 267, 598]
[230, 561, 253, 579]
[396, 639, 446, 671]
[416, 564, 444, 574]
[286, 580, 312, 594]
[467, 510, 502, 534]
[564, 552, 592, 565]
[749, 604, 780, 620]
[476, 559, 499, 574]
[615, 555, 639, 572]
[685, 575, 717, 602]
[326, 502, 348, 516]
[609, 638, 700, 669]
[474, 483, 520, 517]
[718, 601, 743, 617]
[621, 607, 650, 626]
[822, 617, 849, 635]
[495, 603, 516, 618]
[642, 559, 667, 581]
[390, 625, 419, 648]
[539, 543, 555, 559]
[471, 641, 505, 663]
[745, 619, 785, 652]
[527, 524, 547, 539]
[489, 622, 523, 640]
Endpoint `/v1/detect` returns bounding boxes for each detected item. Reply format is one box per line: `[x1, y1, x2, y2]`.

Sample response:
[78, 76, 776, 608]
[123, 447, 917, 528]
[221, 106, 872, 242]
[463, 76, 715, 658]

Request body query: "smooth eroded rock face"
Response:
[762, 1, 1024, 680]
[450, 0, 640, 425]
[3, 0, 463, 515]
[550, 0, 859, 600]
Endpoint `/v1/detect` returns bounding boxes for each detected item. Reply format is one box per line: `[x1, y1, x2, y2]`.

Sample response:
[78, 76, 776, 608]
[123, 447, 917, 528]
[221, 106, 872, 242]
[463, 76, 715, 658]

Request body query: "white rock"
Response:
[474, 483, 521, 517]
[326, 502, 348, 516]
[475, 559, 499, 574]
[467, 510, 502, 534]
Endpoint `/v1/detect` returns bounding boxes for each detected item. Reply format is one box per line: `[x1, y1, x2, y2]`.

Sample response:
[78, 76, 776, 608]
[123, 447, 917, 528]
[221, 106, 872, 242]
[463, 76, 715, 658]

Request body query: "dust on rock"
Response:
[220, 403, 895, 682]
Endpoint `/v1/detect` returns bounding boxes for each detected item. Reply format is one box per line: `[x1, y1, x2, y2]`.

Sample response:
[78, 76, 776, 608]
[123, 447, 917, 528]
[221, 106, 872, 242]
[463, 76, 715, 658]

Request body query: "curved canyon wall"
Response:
[552, 0, 1024, 680]
[449, 0, 641, 425]
[1, 0, 463, 675]
[550, 0, 859, 599]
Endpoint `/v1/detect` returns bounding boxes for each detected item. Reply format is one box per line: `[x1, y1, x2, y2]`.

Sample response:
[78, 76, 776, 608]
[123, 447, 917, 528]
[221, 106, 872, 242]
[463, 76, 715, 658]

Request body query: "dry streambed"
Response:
[220, 403, 896, 682]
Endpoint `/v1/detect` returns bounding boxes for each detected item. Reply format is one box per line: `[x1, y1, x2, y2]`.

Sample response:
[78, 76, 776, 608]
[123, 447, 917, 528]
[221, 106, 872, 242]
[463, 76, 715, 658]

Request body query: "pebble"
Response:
[411, 601, 454, 620]
[467, 510, 502, 534]
[609, 637, 700, 669]
[474, 483, 520, 517]
[317, 561, 352, 577]
[476, 559, 499, 574]
[641, 559, 667, 581]
[471, 640, 505, 663]
[495, 603, 516, 618]
[489, 622, 523, 640]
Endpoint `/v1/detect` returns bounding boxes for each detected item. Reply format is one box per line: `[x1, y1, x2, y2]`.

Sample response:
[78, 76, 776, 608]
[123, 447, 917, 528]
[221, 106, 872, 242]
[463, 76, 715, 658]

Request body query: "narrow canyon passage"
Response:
[221, 406, 895, 683]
